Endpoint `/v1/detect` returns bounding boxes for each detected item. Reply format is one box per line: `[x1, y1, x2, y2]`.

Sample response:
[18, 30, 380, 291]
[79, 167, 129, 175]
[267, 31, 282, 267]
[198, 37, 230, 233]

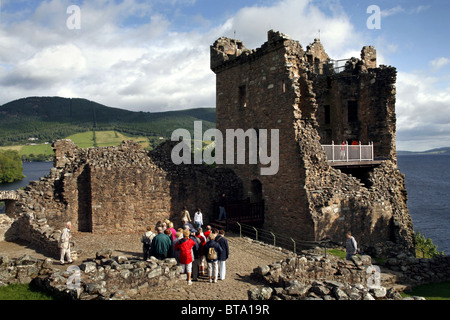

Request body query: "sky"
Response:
[0, 0, 449, 151]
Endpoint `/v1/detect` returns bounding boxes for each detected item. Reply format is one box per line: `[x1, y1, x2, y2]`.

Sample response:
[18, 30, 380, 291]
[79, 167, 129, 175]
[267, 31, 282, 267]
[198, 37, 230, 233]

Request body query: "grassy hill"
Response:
[0, 96, 216, 147]
[0, 130, 156, 161]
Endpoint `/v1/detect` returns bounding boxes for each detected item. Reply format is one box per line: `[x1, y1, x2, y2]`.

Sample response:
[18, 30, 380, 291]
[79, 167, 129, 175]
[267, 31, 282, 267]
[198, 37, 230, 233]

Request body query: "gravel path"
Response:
[0, 231, 293, 300]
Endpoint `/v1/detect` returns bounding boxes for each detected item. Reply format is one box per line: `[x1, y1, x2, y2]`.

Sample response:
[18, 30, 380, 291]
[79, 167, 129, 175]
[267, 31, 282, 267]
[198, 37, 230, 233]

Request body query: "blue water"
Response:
[397, 154, 450, 254]
[0, 161, 54, 191]
[1, 158, 449, 253]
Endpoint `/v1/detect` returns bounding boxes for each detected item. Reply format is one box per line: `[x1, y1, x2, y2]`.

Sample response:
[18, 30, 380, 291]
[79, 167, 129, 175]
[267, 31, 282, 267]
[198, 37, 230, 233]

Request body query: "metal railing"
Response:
[231, 222, 331, 257]
[330, 58, 351, 73]
[322, 141, 374, 162]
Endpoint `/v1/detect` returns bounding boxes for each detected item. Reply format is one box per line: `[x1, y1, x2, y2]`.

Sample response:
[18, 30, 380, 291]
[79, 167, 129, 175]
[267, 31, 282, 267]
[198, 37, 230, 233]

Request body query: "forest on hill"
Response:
[0, 96, 216, 147]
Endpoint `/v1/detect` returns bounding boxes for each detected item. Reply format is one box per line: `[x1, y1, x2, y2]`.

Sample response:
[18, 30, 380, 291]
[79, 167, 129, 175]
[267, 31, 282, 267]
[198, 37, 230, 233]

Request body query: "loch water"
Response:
[1, 157, 449, 254]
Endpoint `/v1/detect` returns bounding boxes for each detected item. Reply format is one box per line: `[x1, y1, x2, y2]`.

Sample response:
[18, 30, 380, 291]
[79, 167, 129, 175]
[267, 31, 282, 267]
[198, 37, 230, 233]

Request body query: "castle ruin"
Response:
[0, 30, 414, 259]
[210, 30, 414, 253]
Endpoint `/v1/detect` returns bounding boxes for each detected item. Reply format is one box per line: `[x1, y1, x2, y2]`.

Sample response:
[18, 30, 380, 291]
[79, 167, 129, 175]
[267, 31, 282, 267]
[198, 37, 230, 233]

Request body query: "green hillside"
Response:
[0, 96, 216, 146]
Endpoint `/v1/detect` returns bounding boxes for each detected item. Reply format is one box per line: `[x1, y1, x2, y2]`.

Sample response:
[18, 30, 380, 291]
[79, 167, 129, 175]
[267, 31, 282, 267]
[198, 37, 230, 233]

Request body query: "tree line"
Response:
[0, 150, 25, 184]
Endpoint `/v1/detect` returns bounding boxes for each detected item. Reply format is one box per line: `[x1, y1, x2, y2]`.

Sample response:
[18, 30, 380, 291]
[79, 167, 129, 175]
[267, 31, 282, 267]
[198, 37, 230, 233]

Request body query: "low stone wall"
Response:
[32, 250, 183, 300]
[249, 248, 436, 300]
[1, 250, 183, 300]
[0, 254, 53, 286]
[384, 253, 450, 287]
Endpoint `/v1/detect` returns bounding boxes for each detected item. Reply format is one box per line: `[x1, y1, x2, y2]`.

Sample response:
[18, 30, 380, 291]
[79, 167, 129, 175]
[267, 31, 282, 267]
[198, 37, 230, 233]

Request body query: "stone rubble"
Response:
[31, 251, 184, 300]
[248, 249, 434, 301]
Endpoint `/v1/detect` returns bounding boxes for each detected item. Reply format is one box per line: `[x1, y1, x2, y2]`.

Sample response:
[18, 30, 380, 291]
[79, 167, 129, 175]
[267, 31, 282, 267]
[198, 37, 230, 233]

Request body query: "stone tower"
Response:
[211, 30, 414, 253]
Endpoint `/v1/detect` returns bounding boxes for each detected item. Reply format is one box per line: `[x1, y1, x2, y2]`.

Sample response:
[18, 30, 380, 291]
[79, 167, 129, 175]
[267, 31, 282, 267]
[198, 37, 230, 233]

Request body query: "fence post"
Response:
[331, 140, 335, 162]
[252, 227, 258, 241]
[359, 141, 362, 161]
[290, 238, 296, 254]
[270, 232, 276, 247]
[236, 222, 242, 238]
[371, 142, 374, 161]
[346, 142, 349, 162]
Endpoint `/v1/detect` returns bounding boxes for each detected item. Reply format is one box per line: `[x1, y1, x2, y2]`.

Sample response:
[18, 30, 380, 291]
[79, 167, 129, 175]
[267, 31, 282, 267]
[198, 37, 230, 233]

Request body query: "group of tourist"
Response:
[141, 208, 229, 285]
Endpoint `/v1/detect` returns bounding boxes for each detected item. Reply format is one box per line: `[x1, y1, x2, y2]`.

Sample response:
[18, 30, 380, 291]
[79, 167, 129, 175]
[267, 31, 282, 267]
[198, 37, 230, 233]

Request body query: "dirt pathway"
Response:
[0, 232, 293, 300]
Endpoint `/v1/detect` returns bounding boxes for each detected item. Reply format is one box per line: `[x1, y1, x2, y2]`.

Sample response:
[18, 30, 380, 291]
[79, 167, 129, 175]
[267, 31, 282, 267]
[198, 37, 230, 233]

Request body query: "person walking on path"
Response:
[59, 221, 73, 265]
[195, 228, 207, 276]
[204, 225, 212, 241]
[175, 229, 198, 285]
[151, 227, 172, 260]
[193, 208, 203, 230]
[168, 221, 177, 240]
[204, 232, 222, 283]
[182, 217, 197, 234]
[141, 226, 156, 260]
[345, 231, 358, 261]
[181, 206, 191, 222]
[215, 229, 229, 281]
[218, 193, 227, 221]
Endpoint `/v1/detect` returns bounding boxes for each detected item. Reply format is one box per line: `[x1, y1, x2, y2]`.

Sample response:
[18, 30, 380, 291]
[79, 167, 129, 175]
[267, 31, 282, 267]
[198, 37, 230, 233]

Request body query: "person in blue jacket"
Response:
[215, 229, 229, 281]
[204, 232, 222, 283]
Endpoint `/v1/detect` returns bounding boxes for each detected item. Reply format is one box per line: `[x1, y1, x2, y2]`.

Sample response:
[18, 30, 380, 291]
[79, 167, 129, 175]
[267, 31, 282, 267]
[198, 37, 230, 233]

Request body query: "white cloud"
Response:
[396, 71, 450, 151]
[1, 0, 369, 112]
[381, 6, 404, 17]
[430, 57, 450, 71]
[217, 0, 361, 59]
[0, 0, 448, 152]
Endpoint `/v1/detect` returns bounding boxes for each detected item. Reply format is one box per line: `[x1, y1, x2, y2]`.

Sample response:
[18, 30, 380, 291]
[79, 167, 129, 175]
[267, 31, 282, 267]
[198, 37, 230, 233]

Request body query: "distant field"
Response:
[66, 130, 150, 149]
[0, 131, 151, 157]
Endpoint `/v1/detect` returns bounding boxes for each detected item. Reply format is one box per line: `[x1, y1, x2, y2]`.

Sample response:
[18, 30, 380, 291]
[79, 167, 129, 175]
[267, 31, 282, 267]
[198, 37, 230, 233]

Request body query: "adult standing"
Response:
[193, 208, 203, 230]
[340, 141, 346, 160]
[168, 221, 177, 240]
[216, 229, 230, 281]
[204, 225, 212, 241]
[204, 232, 222, 283]
[141, 226, 156, 260]
[59, 221, 73, 265]
[181, 206, 191, 222]
[175, 229, 197, 285]
[182, 217, 197, 234]
[218, 193, 227, 221]
[195, 228, 207, 276]
[345, 231, 358, 261]
[151, 227, 172, 260]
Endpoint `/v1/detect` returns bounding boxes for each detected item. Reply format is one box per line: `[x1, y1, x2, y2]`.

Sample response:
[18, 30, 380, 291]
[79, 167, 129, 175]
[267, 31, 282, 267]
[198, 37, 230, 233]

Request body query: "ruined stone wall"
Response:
[314, 59, 398, 161]
[6, 139, 242, 256]
[212, 31, 315, 240]
[211, 30, 414, 252]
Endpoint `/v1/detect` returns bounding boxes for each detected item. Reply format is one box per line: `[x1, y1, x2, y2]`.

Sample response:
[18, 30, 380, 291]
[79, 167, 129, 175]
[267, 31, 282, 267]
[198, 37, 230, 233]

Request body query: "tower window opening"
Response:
[239, 85, 247, 108]
[348, 100, 358, 123]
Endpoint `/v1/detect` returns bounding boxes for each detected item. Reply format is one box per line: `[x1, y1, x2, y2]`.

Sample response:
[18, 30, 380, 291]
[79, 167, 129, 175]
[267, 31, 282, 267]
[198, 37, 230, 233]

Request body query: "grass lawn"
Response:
[0, 283, 54, 300]
[0, 131, 151, 157]
[402, 281, 450, 300]
[66, 130, 149, 148]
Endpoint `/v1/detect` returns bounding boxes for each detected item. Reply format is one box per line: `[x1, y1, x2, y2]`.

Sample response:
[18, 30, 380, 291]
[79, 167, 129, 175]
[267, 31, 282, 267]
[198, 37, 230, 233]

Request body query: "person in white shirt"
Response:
[59, 221, 73, 265]
[193, 208, 203, 230]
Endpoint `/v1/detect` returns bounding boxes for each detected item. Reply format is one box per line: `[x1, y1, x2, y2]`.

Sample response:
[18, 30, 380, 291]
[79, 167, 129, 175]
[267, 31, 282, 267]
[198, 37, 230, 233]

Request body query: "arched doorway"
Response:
[250, 179, 263, 203]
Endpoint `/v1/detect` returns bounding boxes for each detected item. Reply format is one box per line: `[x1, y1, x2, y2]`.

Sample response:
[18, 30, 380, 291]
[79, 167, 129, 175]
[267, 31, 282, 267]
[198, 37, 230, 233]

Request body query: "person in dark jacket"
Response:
[216, 229, 230, 281]
[204, 232, 222, 283]
[151, 227, 172, 260]
[218, 193, 227, 221]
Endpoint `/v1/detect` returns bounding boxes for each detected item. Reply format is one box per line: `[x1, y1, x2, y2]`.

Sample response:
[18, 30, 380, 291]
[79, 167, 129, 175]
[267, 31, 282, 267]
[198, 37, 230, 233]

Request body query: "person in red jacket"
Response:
[175, 229, 197, 285]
